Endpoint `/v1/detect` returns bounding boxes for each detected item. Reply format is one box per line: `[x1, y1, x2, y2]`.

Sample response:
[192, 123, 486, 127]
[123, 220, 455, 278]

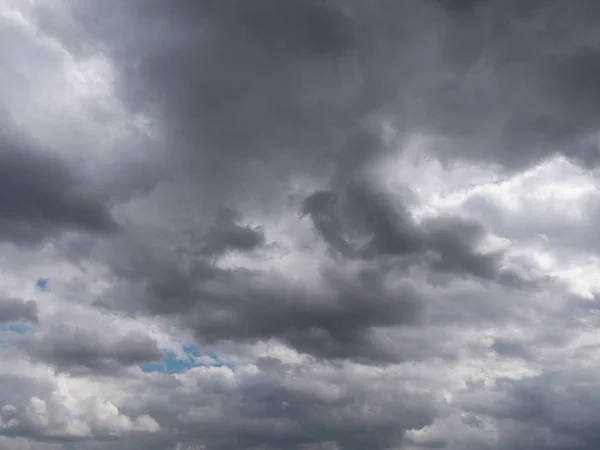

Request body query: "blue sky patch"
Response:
[36, 278, 50, 292]
[0, 323, 36, 335]
[140, 343, 234, 374]
[0, 322, 36, 347]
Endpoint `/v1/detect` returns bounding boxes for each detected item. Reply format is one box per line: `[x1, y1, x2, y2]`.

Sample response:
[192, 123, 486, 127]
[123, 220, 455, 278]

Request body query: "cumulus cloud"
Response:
[0, 373, 159, 443]
[2, 0, 600, 449]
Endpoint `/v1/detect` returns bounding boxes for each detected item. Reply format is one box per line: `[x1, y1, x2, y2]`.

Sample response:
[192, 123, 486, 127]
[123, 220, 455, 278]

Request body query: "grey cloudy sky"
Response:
[2, 0, 600, 449]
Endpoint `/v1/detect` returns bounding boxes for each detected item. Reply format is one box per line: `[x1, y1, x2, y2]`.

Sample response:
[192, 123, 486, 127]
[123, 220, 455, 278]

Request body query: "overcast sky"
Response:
[2, 0, 600, 449]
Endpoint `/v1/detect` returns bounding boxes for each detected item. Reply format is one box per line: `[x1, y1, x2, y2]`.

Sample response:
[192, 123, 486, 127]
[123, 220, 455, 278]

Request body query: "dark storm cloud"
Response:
[301, 190, 356, 258]
[425, 0, 600, 170]
[9, 326, 162, 376]
[302, 185, 420, 259]
[97, 235, 424, 364]
[32, 0, 444, 205]
[200, 207, 266, 256]
[0, 298, 38, 325]
[0, 133, 119, 245]
[190, 265, 423, 363]
[35, 0, 600, 184]
[302, 181, 520, 283]
[422, 214, 506, 280]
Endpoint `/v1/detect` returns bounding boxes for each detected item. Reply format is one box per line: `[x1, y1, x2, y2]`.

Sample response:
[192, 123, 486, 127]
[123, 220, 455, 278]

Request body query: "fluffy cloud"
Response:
[2, 0, 600, 449]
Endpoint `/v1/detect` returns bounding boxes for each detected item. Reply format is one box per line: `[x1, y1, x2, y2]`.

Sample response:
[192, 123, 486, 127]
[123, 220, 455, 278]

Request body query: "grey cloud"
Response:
[32, 0, 443, 208]
[302, 181, 521, 284]
[0, 436, 62, 450]
[490, 338, 534, 361]
[8, 1, 600, 448]
[34, 0, 600, 185]
[80, 0, 363, 204]
[0, 298, 39, 325]
[255, 356, 291, 374]
[200, 207, 266, 256]
[422, 214, 505, 281]
[301, 183, 421, 259]
[426, 0, 600, 170]
[23, 0, 585, 371]
[119, 362, 440, 450]
[9, 326, 162, 376]
[463, 189, 600, 262]
[88, 165, 537, 368]
[0, 374, 53, 415]
[461, 370, 600, 450]
[0, 373, 159, 444]
[301, 190, 356, 258]
[0, 357, 438, 450]
[436, 0, 487, 14]
[0, 133, 119, 246]
[0, 7, 165, 220]
[98, 239, 424, 364]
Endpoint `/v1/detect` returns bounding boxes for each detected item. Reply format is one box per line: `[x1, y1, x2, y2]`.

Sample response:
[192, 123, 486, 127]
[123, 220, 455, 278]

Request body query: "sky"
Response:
[2, 0, 600, 449]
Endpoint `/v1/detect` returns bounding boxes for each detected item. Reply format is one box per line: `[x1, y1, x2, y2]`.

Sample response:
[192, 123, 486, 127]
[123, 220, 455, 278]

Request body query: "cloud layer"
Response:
[2, 0, 600, 449]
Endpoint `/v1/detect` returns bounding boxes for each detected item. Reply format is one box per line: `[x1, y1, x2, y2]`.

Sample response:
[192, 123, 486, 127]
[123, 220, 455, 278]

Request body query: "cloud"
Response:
[3, 0, 600, 449]
[199, 207, 266, 256]
[456, 368, 600, 450]
[37, 0, 600, 180]
[0, 299, 39, 325]
[122, 360, 440, 450]
[95, 232, 425, 363]
[0, 373, 159, 443]
[0, 133, 119, 246]
[7, 326, 162, 376]
[301, 180, 523, 283]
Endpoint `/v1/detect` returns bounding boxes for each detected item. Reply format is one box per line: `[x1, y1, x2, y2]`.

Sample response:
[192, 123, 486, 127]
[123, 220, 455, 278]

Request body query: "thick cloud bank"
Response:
[2, 1, 600, 449]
